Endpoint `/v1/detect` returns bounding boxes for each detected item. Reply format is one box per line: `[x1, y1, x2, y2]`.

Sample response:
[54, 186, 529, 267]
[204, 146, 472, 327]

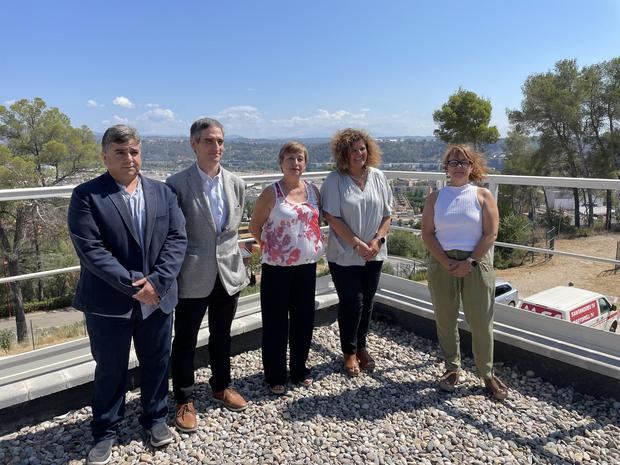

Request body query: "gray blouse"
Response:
[320, 167, 393, 266]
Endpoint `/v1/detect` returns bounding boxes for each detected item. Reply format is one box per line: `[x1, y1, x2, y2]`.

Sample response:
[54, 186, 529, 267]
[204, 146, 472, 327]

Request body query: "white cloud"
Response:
[146, 103, 160, 108]
[87, 99, 101, 108]
[361, 108, 371, 112]
[137, 108, 185, 134]
[137, 108, 176, 123]
[112, 96, 135, 109]
[112, 115, 129, 124]
[3, 99, 16, 106]
[97, 104, 427, 138]
[270, 108, 367, 128]
[216, 105, 263, 122]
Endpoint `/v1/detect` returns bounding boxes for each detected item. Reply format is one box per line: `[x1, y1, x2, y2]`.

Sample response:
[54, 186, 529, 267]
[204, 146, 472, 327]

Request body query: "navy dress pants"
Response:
[85, 307, 172, 443]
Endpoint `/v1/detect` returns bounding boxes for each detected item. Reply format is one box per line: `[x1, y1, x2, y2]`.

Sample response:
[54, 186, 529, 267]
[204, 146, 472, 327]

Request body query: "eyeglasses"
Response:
[446, 160, 472, 168]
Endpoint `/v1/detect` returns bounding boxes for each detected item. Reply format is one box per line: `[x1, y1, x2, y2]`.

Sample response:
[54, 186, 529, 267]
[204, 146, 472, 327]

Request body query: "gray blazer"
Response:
[167, 163, 249, 298]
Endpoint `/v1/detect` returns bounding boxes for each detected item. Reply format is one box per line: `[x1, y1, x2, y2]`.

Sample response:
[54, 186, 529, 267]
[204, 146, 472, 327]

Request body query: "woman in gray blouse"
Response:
[320, 128, 393, 377]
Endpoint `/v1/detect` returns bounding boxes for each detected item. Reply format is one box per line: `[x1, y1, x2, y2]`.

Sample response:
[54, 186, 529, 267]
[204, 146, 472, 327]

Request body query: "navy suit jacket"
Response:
[68, 172, 187, 316]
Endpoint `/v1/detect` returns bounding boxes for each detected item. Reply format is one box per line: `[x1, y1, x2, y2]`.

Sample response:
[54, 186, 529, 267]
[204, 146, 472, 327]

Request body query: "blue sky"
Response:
[2, 0, 619, 138]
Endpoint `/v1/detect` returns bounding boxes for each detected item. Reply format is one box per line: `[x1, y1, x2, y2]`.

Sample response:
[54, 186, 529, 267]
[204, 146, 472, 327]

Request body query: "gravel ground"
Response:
[1, 321, 619, 465]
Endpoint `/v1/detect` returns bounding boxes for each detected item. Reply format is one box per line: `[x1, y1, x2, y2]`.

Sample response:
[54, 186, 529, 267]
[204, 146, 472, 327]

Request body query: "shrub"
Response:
[0, 329, 14, 354]
[537, 209, 574, 234]
[387, 231, 426, 259]
[0, 294, 74, 318]
[495, 214, 534, 268]
[382, 262, 396, 276]
[411, 270, 428, 281]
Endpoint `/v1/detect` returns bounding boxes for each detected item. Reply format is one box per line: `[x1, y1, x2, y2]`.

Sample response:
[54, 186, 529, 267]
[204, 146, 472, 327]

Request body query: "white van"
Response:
[519, 286, 618, 332]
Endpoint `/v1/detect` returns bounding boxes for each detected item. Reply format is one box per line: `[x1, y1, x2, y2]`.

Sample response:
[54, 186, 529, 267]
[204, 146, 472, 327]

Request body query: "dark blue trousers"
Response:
[85, 307, 172, 443]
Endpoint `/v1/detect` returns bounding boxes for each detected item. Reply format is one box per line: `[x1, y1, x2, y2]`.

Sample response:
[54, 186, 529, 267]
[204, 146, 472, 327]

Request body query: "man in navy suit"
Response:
[68, 125, 186, 465]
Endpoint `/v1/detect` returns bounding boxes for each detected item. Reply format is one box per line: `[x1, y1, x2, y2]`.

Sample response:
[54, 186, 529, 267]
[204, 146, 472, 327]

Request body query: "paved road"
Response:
[0, 308, 83, 333]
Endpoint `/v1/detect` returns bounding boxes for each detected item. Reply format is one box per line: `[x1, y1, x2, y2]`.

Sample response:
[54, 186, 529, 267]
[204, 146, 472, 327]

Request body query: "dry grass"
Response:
[496, 232, 620, 303]
[1, 321, 87, 356]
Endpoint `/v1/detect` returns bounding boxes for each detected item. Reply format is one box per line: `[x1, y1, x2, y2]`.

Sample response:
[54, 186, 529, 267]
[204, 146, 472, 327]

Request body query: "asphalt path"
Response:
[0, 308, 83, 333]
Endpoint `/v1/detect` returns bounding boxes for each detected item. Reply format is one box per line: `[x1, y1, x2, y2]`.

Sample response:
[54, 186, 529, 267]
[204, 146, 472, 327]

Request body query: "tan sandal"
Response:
[343, 353, 360, 377]
[484, 376, 509, 400]
[438, 370, 460, 392]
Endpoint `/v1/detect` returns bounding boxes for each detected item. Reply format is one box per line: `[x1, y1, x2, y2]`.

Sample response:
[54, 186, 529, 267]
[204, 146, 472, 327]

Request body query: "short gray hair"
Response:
[190, 118, 225, 142]
[101, 125, 141, 151]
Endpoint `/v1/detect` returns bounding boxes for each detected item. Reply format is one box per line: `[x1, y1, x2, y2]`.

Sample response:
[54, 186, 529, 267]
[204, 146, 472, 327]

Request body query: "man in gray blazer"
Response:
[167, 117, 249, 433]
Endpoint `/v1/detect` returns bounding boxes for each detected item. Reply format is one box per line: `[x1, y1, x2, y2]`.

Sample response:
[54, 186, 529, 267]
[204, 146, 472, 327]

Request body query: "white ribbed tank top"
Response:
[434, 184, 482, 251]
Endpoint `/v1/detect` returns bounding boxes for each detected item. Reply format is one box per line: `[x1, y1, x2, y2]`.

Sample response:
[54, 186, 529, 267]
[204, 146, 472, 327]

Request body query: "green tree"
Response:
[508, 58, 620, 229]
[387, 231, 426, 259]
[0, 98, 99, 342]
[433, 88, 500, 150]
[499, 131, 542, 220]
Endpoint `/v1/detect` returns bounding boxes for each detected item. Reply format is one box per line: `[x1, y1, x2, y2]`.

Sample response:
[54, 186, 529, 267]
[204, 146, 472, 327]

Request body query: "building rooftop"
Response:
[1, 320, 618, 465]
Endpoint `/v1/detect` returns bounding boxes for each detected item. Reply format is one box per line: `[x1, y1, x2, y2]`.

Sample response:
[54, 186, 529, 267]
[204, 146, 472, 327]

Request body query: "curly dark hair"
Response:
[330, 128, 382, 173]
[442, 144, 488, 183]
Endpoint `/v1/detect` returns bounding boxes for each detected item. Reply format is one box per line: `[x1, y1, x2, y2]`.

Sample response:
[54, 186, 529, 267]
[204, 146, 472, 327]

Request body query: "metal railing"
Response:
[1, 170, 619, 285]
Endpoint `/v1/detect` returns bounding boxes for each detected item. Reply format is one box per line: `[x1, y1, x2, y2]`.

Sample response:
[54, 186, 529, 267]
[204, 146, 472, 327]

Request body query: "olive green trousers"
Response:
[427, 249, 496, 379]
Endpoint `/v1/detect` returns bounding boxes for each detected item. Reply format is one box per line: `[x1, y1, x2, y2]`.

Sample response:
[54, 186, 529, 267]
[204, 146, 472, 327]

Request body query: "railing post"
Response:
[488, 182, 499, 258]
[30, 319, 35, 351]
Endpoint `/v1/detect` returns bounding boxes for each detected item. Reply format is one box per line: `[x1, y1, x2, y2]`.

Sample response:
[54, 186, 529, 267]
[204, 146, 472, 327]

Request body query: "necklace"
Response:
[349, 168, 367, 184]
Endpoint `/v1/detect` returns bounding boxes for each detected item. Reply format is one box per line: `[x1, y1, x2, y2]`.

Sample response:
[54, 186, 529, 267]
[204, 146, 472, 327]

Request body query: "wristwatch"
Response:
[466, 257, 479, 267]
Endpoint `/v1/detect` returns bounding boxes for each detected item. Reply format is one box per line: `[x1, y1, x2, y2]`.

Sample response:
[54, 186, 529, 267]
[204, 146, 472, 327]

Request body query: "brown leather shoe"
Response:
[175, 402, 197, 432]
[212, 387, 248, 412]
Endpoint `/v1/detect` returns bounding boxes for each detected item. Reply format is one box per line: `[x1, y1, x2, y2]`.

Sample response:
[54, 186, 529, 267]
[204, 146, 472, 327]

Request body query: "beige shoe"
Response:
[438, 370, 461, 392]
[484, 376, 509, 401]
[212, 387, 248, 412]
[175, 402, 197, 432]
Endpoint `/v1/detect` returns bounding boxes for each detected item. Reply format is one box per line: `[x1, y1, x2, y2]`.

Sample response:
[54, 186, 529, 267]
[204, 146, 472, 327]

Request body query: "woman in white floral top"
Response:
[250, 141, 324, 395]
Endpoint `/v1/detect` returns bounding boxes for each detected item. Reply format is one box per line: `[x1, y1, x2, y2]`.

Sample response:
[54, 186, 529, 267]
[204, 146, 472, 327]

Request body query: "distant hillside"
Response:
[140, 136, 506, 172]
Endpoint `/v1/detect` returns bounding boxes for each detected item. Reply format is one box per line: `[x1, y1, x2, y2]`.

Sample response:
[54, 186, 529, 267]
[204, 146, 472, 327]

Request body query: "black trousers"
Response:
[328, 260, 382, 354]
[260, 263, 316, 386]
[171, 275, 239, 402]
[85, 307, 172, 443]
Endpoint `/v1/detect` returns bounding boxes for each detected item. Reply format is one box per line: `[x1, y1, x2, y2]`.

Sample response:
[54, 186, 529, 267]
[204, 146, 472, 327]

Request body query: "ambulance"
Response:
[519, 286, 618, 332]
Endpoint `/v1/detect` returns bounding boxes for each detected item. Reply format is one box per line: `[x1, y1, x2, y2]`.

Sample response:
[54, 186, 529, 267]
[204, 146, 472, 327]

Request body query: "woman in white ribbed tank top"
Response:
[421, 145, 509, 400]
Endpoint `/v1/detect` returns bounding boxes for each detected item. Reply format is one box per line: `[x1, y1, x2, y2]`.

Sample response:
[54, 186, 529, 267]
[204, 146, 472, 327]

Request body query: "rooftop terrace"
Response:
[0, 171, 619, 464]
[1, 319, 618, 465]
